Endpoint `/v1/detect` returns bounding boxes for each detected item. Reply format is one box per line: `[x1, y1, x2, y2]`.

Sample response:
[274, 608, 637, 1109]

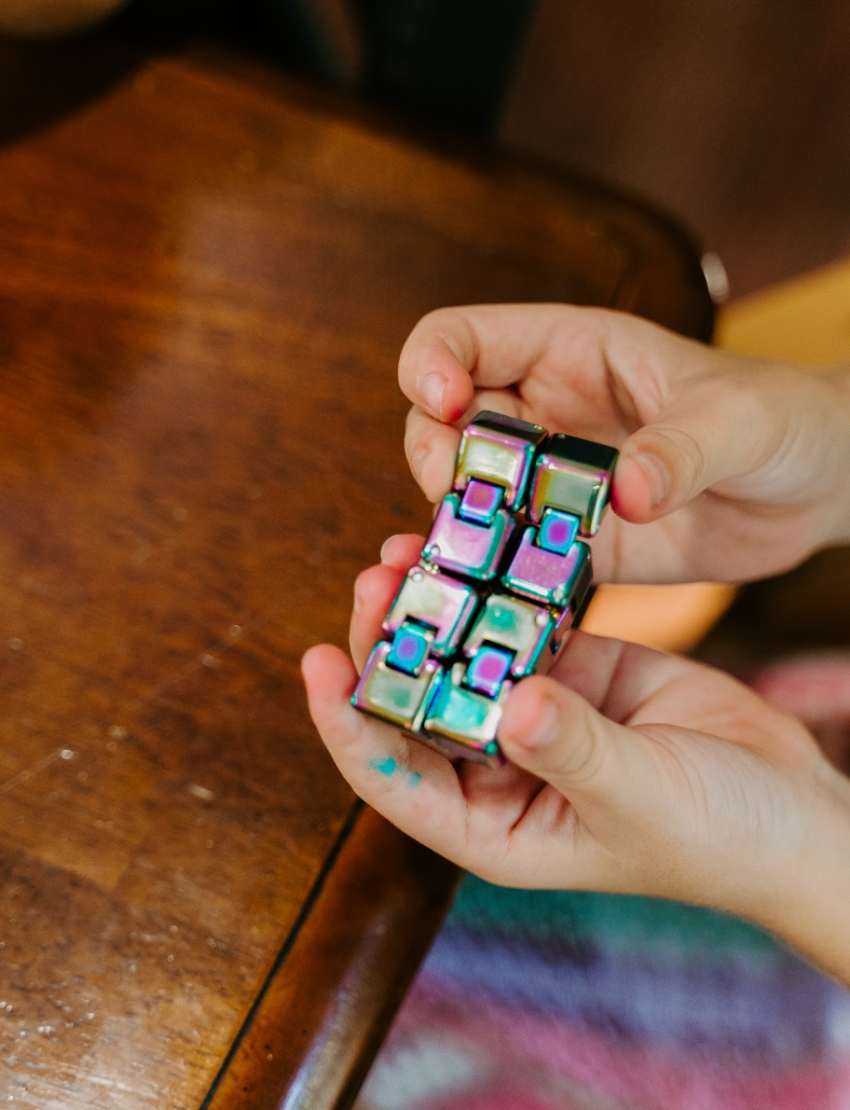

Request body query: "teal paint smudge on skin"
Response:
[368, 756, 398, 776]
[366, 757, 422, 788]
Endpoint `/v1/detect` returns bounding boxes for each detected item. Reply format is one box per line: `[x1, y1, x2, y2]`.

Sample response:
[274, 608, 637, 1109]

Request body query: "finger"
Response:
[398, 310, 477, 423]
[613, 362, 788, 523]
[351, 536, 429, 668]
[404, 390, 527, 501]
[378, 532, 425, 570]
[398, 304, 566, 417]
[498, 673, 651, 835]
[349, 564, 406, 671]
[549, 628, 767, 741]
[304, 646, 549, 880]
[302, 644, 468, 851]
[404, 406, 459, 502]
[549, 630, 683, 722]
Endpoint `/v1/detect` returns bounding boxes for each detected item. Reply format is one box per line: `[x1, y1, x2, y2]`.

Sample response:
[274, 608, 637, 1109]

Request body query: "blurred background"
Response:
[4, 0, 849, 299]
[502, 0, 850, 298]
[2, 0, 849, 662]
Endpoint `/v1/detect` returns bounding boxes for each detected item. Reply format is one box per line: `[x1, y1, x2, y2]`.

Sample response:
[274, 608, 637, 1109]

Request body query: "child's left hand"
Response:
[302, 533, 850, 982]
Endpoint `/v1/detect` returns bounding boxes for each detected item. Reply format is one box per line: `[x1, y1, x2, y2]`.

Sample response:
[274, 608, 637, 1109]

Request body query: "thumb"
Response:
[613, 374, 783, 523]
[498, 675, 641, 824]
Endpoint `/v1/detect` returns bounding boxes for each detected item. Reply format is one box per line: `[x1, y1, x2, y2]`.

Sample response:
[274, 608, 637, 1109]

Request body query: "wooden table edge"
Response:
[180, 46, 716, 344]
[201, 803, 460, 1110]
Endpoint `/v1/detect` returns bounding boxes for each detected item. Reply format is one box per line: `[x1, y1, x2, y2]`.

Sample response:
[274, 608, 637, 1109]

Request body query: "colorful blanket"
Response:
[357, 651, 850, 1110]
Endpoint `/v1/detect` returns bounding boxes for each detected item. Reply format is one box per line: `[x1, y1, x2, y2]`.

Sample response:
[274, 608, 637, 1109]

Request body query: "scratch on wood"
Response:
[0, 747, 70, 798]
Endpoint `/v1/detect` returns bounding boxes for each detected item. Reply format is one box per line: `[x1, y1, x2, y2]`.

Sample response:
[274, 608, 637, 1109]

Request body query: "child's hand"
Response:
[303, 535, 850, 983]
[399, 304, 850, 583]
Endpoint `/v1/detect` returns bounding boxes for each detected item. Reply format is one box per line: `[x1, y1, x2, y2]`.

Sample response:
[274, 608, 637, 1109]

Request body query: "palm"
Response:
[463, 631, 817, 894]
[354, 627, 818, 900]
[303, 544, 824, 915]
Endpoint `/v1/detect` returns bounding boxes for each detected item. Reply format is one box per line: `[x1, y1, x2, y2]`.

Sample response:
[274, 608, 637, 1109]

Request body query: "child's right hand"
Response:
[398, 304, 850, 584]
[303, 536, 850, 985]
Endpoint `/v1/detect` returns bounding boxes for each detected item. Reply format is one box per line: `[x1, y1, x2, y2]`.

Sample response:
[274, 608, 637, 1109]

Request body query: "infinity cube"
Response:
[457, 479, 504, 525]
[422, 492, 514, 581]
[453, 412, 546, 511]
[502, 528, 592, 609]
[465, 644, 514, 697]
[352, 411, 617, 767]
[529, 434, 619, 536]
[422, 660, 513, 768]
[463, 593, 556, 678]
[383, 564, 479, 657]
[386, 621, 435, 675]
[352, 641, 443, 732]
[537, 508, 580, 554]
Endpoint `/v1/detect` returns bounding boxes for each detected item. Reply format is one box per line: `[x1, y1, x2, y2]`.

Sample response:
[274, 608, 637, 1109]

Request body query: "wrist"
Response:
[751, 759, 850, 984]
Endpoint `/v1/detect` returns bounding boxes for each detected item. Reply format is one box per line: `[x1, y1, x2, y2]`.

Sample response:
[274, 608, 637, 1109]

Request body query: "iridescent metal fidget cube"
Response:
[352, 411, 618, 767]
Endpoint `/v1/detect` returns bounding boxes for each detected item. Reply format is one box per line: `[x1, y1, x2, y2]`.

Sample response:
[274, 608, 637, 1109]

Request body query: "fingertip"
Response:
[352, 566, 376, 616]
[499, 677, 561, 756]
[349, 563, 408, 669]
[399, 322, 475, 422]
[612, 451, 660, 522]
[442, 369, 475, 424]
[302, 643, 377, 761]
[418, 438, 457, 501]
[419, 372, 447, 420]
[379, 533, 425, 568]
[405, 407, 461, 501]
[302, 643, 357, 700]
[353, 563, 405, 612]
[300, 642, 324, 681]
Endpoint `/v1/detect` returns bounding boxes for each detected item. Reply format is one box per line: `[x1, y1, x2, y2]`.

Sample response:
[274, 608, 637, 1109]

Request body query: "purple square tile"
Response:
[503, 528, 591, 608]
[458, 479, 504, 526]
[465, 645, 513, 698]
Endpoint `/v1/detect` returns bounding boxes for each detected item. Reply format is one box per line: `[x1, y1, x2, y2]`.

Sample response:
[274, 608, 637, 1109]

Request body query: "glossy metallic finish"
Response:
[423, 661, 512, 767]
[463, 593, 555, 678]
[502, 531, 592, 608]
[537, 507, 580, 554]
[383, 564, 479, 657]
[353, 412, 617, 765]
[386, 621, 435, 675]
[458, 478, 504, 526]
[453, 411, 546, 511]
[352, 641, 443, 732]
[465, 644, 514, 698]
[529, 434, 619, 536]
[422, 492, 514, 581]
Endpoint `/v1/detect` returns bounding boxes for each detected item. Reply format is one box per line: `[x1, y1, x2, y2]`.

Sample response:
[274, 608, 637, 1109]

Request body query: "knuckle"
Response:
[418, 306, 454, 330]
[652, 424, 708, 492]
[553, 708, 609, 788]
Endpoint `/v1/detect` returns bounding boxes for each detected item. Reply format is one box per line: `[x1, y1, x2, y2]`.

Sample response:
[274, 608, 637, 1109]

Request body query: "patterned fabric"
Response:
[356, 651, 850, 1110]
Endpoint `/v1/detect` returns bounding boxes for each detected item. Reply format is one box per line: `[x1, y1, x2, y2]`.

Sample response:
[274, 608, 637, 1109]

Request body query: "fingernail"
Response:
[380, 535, 400, 561]
[526, 695, 559, 749]
[421, 373, 445, 419]
[353, 583, 363, 613]
[503, 691, 559, 751]
[633, 452, 670, 507]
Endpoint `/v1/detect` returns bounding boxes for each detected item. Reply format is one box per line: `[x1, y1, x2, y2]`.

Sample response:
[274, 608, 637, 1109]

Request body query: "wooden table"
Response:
[0, 36, 713, 1110]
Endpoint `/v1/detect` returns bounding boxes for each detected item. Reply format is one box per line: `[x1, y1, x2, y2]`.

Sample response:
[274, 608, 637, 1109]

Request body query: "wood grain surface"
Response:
[0, 37, 712, 1109]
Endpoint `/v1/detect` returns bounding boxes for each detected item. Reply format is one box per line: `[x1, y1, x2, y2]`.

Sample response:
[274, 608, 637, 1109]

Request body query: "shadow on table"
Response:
[0, 34, 149, 149]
